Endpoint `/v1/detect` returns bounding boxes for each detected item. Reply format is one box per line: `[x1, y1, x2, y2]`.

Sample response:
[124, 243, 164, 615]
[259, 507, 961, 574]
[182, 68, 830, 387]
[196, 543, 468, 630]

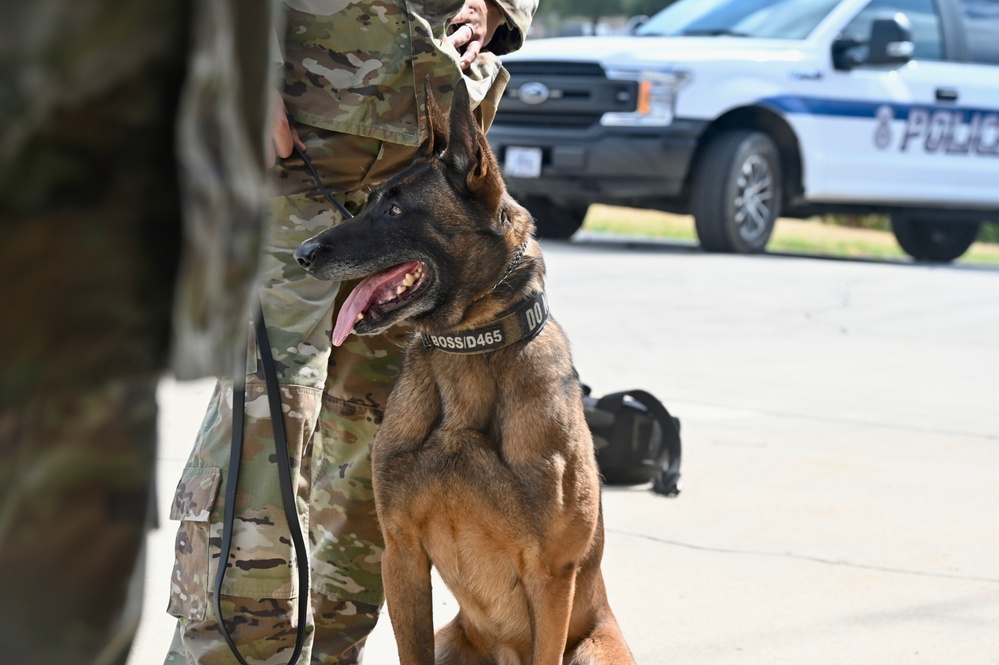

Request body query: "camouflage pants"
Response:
[165, 130, 416, 665]
[0, 379, 159, 665]
[0, 4, 186, 663]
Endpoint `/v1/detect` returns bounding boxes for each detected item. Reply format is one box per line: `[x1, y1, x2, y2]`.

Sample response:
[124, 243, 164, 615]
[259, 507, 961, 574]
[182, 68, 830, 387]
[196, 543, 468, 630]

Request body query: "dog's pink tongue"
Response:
[332, 262, 420, 346]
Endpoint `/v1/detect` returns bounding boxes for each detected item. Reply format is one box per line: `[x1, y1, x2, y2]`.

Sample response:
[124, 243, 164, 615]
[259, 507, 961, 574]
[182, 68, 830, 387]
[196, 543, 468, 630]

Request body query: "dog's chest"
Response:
[379, 425, 538, 518]
[375, 361, 591, 532]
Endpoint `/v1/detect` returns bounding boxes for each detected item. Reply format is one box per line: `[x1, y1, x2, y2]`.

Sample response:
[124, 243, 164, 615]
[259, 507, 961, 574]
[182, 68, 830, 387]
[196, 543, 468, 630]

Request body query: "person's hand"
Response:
[448, 0, 504, 69]
[269, 94, 306, 165]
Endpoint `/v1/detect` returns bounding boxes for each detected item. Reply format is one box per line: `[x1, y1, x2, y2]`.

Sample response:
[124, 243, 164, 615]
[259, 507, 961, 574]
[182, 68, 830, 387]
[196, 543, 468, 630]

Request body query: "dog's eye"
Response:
[387, 204, 403, 217]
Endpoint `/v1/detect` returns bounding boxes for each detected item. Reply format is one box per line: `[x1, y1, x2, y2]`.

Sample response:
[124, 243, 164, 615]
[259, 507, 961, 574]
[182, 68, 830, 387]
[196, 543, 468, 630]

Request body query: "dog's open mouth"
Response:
[332, 261, 428, 346]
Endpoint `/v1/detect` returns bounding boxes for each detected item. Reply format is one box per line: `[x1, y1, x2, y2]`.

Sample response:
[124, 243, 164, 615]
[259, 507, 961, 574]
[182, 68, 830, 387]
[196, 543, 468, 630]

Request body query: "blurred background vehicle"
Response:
[492, 0, 999, 262]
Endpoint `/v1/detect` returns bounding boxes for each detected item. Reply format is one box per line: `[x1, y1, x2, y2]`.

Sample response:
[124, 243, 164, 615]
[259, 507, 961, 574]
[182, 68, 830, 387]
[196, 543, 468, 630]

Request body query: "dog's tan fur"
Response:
[296, 82, 635, 665]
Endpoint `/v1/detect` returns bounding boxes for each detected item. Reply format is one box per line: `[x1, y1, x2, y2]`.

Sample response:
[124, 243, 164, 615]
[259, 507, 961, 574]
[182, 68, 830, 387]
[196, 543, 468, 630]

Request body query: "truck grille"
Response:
[494, 111, 602, 129]
[496, 61, 637, 130]
[503, 61, 606, 77]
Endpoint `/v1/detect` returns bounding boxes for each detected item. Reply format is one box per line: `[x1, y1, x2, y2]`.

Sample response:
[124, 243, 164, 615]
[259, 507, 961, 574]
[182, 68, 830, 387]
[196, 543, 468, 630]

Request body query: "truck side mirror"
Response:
[831, 12, 914, 71]
[867, 13, 914, 66]
[831, 35, 864, 70]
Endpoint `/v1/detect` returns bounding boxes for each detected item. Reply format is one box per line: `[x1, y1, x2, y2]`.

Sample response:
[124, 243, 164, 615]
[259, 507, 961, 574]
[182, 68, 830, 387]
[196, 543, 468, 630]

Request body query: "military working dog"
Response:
[294, 81, 635, 665]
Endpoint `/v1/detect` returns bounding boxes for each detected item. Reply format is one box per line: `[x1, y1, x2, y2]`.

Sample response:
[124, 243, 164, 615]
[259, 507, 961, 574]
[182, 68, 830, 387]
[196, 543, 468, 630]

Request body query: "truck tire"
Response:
[520, 196, 589, 239]
[692, 130, 782, 253]
[891, 216, 980, 263]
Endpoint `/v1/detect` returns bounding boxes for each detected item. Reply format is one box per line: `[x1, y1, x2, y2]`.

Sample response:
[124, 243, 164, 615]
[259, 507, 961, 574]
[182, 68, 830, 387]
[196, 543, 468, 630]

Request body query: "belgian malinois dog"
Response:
[294, 81, 635, 665]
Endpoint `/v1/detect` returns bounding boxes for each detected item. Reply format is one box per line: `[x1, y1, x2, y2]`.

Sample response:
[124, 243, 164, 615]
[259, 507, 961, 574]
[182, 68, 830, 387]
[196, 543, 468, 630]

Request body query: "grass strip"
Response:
[581, 205, 999, 265]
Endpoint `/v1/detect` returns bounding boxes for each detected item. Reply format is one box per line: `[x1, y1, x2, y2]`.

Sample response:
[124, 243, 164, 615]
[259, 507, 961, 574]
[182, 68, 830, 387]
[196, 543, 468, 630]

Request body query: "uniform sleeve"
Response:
[486, 0, 538, 56]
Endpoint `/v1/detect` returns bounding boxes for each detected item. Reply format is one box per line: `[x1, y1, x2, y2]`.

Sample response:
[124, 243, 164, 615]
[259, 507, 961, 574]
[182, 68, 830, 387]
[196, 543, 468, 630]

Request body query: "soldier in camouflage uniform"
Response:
[0, 1, 275, 664]
[164, 1, 536, 664]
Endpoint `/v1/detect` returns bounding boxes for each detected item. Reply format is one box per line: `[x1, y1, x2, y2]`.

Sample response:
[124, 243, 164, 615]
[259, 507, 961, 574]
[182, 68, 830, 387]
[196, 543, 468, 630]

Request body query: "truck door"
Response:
[938, 0, 999, 208]
[810, 0, 958, 205]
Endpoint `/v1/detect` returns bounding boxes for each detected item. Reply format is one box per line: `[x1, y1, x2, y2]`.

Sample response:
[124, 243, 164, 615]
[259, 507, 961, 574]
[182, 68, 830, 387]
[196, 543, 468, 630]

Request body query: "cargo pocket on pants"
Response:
[166, 466, 221, 621]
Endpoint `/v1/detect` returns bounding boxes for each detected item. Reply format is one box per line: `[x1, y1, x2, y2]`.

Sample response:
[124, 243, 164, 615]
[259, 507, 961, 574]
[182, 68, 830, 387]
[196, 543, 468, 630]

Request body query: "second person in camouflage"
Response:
[164, 1, 537, 664]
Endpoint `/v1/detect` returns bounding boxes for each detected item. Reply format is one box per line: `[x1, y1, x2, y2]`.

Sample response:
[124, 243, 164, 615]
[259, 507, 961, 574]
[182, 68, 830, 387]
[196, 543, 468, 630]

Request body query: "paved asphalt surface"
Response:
[130, 232, 999, 664]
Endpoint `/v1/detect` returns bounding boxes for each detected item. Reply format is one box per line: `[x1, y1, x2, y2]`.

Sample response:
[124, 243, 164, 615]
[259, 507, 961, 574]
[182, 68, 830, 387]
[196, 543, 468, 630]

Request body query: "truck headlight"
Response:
[601, 69, 691, 127]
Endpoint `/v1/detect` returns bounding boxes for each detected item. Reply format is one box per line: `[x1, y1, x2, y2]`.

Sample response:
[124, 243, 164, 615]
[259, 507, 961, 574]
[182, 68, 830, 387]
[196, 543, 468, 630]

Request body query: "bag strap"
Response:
[596, 389, 682, 496]
[214, 303, 310, 665]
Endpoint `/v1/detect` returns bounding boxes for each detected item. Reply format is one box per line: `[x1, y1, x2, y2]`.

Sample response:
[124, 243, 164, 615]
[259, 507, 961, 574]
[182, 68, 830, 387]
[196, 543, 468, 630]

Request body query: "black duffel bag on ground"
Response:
[582, 385, 682, 497]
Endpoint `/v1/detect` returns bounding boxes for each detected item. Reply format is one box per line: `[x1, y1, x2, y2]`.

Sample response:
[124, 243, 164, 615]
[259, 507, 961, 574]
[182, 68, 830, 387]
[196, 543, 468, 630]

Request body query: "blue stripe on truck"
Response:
[760, 95, 999, 120]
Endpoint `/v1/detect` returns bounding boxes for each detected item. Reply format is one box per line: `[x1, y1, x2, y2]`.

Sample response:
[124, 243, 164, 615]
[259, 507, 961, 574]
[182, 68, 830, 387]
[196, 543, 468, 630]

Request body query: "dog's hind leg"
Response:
[433, 617, 495, 665]
[563, 617, 637, 665]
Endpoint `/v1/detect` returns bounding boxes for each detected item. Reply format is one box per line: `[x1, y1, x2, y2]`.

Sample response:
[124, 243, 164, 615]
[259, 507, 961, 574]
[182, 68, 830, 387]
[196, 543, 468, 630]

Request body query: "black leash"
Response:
[293, 142, 354, 220]
[214, 303, 311, 665]
[214, 135, 358, 664]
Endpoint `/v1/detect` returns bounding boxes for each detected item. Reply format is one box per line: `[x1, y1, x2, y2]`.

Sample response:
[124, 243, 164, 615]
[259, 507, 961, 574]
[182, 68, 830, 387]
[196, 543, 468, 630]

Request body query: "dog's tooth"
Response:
[402, 273, 416, 287]
[355, 312, 364, 322]
[396, 285, 407, 295]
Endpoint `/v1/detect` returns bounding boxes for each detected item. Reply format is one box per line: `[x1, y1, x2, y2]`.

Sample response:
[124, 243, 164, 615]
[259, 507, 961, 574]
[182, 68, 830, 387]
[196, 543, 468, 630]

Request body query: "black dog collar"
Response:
[421, 291, 550, 354]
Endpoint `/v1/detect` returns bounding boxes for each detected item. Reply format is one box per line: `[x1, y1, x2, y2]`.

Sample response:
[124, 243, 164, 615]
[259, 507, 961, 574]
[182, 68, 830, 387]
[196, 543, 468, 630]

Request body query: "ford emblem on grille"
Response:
[517, 82, 551, 105]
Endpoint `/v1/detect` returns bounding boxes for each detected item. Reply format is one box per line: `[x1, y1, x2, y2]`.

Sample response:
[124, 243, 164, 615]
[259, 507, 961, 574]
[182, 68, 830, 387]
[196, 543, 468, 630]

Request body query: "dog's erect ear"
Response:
[421, 78, 449, 158]
[445, 80, 479, 178]
[446, 80, 502, 212]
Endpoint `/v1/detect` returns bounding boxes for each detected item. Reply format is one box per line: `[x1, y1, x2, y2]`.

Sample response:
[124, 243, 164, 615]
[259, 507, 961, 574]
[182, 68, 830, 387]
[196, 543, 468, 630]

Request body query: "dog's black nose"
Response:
[294, 242, 317, 270]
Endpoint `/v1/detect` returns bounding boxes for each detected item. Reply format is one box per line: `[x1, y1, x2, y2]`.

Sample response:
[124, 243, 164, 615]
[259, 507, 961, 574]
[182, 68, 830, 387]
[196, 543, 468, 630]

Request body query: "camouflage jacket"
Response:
[280, 0, 537, 144]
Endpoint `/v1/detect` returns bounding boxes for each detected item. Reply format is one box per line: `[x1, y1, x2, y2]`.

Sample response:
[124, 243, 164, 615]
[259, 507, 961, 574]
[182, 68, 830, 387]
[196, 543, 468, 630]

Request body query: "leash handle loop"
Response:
[214, 303, 311, 665]
[212, 120, 343, 663]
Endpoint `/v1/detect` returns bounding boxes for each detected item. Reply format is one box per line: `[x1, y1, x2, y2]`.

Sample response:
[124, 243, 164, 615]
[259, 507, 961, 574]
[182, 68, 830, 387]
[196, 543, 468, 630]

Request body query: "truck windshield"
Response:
[636, 0, 843, 40]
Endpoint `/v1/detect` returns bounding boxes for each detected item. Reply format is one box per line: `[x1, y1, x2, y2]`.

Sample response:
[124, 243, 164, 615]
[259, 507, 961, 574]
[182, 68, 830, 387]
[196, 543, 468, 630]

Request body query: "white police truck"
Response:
[490, 0, 999, 262]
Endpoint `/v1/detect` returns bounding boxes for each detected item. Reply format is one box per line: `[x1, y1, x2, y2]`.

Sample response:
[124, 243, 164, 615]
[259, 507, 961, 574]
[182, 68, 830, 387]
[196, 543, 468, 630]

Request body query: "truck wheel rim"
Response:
[733, 154, 774, 242]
